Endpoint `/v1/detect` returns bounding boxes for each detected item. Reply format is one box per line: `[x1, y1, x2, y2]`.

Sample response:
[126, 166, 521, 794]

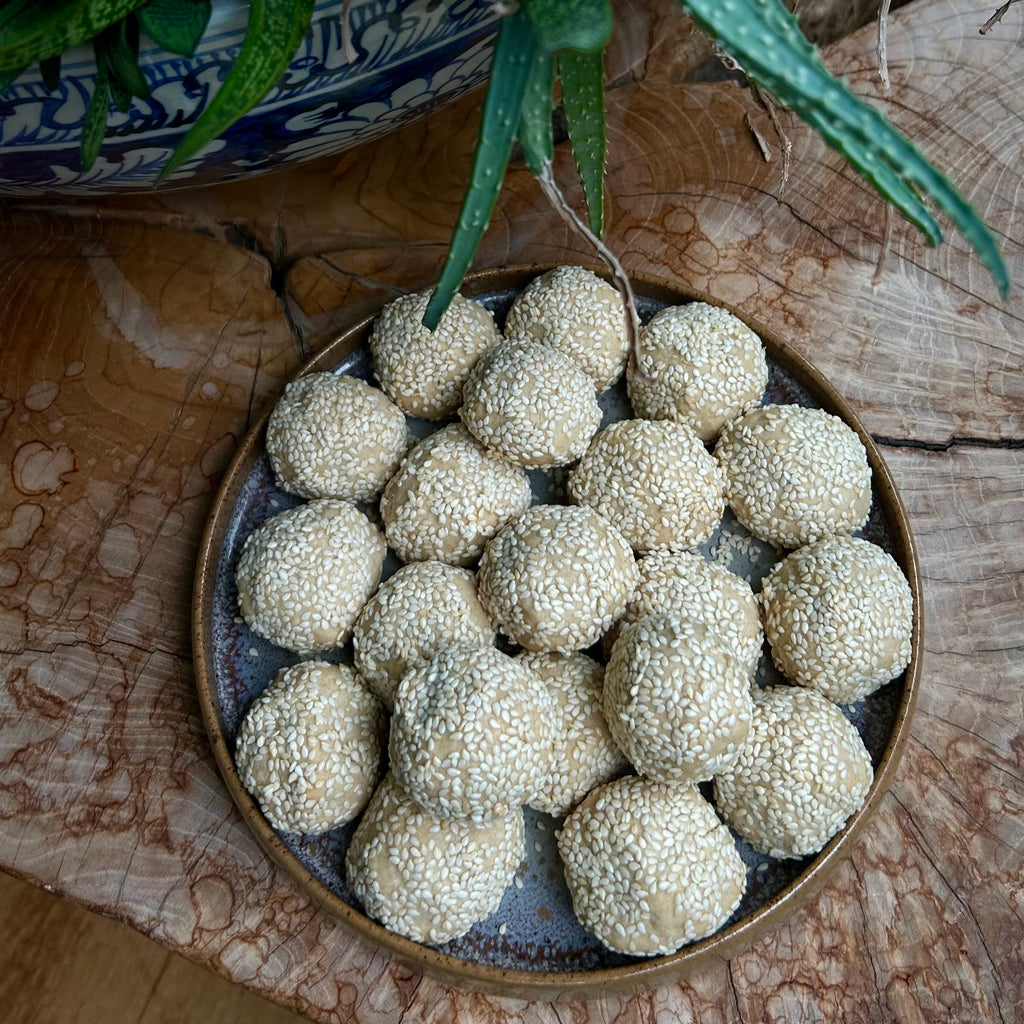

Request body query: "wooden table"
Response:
[1, 1, 1020, 1020]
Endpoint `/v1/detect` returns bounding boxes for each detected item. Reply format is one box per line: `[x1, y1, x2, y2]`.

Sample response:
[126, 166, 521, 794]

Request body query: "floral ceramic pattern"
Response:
[0, 0, 499, 195]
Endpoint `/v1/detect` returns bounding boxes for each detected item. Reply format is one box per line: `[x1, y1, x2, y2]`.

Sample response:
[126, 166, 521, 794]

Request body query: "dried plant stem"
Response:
[536, 160, 642, 369]
[980, 0, 1021, 33]
[755, 85, 792, 195]
[876, 0, 893, 93]
[746, 110, 774, 162]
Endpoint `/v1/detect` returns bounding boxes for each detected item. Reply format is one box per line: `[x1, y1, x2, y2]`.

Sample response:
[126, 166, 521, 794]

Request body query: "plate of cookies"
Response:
[192, 264, 922, 995]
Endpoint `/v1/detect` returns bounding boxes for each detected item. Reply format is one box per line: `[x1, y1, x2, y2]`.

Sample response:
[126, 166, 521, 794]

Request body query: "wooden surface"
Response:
[1, 0, 1021, 1020]
[0, 870, 308, 1023]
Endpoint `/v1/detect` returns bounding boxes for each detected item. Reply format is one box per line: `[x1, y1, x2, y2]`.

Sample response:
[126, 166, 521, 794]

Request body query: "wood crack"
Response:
[872, 434, 1024, 451]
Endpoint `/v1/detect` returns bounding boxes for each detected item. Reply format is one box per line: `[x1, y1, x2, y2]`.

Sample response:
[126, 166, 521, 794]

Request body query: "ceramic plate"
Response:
[192, 266, 922, 996]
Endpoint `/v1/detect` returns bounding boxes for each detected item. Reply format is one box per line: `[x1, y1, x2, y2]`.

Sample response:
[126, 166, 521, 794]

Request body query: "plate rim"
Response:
[191, 263, 924, 997]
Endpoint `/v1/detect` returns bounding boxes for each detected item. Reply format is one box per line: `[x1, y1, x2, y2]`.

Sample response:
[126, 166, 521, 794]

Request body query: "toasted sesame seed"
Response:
[235, 661, 386, 834]
[568, 418, 725, 554]
[380, 424, 533, 566]
[760, 534, 913, 703]
[346, 773, 524, 943]
[369, 291, 501, 420]
[235, 499, 386, 655]
[460, 339, 602, 469]
[266, 372, 408, 502]
[628, 302, 768, 442]
[504, 265, 629, 391]
[558, 776, 746, 956]
[714, 404, 872, 548]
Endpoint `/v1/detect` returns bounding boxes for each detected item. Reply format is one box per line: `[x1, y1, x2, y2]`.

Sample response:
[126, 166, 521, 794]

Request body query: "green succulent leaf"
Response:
[518, 49, 554, 175]
[0, 63, 26, 93]
[94, 14, 148, 109]
[138, 0, 211, 57]
[423, 7, 539, 330]
[80, 67, 109, 170]
[678, 0, 1009, 296]
[559, 47, 606, 237]
[521, 0, 612, 54]
[158, 0, 314, 181]
[39, 53, 61, 91]
[0, 0, 148, 75]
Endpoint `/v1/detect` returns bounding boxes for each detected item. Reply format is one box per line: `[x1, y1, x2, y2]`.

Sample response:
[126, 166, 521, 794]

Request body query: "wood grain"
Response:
[0, 0, 1021, 1021]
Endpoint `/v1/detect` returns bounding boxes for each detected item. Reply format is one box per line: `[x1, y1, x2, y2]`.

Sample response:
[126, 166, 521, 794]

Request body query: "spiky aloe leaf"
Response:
[157, 0, 314, 181]
[678, 0, 1009, 296]
[94, 14, 148, 112]
[518, 49, 554, 175]
[520, 0, 612, 54]
[422, 7, 539, 330]
[559, 47, 606, 237]
[40, 54, 61, 90]
[138, 0, 211, 57]
[0, 0, 147, 74]
[80, 67, 109, 169]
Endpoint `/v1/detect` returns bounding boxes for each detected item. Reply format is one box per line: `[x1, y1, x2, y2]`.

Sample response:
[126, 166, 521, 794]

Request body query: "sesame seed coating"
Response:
[265, 372, 408, 502]
[477, 504, 640, 653]
[353, 560, 495, 709]
[760, 535, 913, 704]
[568, 418, 726, 554]
[714, 404, 872, 548]
[380, 424, 533, 566]
[515, 651, 629, 816]
[628, 302, 768, 442]
[345, 773, 524, 944]
[236, 499, 386, 655]
[370, 290, 501, 420]
[389, 644, 557, 823]
[558, 776, 746, 956]
[713, 685, 874, 859]
[503, 266, 630, 392]
[234, 661, 386, 834]
[460, 339, 602, 468]
[604, 549, 764, 674]
[604, 613, 754, 784]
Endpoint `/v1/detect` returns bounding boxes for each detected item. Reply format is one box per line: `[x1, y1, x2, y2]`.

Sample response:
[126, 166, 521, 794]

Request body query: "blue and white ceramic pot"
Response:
[0, 0, 499, 196]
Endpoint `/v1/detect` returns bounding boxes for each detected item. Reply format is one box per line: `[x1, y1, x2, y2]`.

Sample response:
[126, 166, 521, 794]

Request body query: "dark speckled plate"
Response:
[193, 266, 922, 997]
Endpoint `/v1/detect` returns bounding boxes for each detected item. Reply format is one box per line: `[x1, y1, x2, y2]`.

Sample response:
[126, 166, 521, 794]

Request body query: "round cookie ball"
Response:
[760, 534, 913, 703]
[265, 372, 407, 502]
[477, 504, 640, 653]
[604, 549, 763, 674]
[234, 661, 386, 834]
[604, 613, 753, 783]
[380, 424, 533, 566]
[353, 560, 496, 709]
[460, 338, 602, 468]
[369, 290, 501, 420]
[713, 685, 874, 859]
[345, 773, 524, 944]
[628, 302, 768, 442]
[515, 652, 629, 817]
[568, 418, 726, 553]
[714, 404, 872, 548]
[558, 776, 746, 956]
[236, 499, 386, 655]
[389, 644, 557, 823]
[503, 265, 629, 391]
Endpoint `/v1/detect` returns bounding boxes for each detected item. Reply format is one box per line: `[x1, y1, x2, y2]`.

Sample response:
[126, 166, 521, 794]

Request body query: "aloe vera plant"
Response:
[0, 0, 1009, 303]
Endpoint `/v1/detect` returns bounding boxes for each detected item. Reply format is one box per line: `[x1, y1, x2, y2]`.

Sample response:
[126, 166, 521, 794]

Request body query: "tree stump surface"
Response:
[0, 0, 1021, 1021]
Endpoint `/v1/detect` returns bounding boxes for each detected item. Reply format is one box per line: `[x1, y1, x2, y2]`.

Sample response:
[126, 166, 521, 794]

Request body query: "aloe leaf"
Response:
[95, 15, 148, 102]
[678, 0, 1009, 296]
[158, 0, 314, 181]
[559, 47, 606, 237]
[0, 63, 26, 92]
[518, 50, 554, 175]
[138, 0, 211, 57]
[80, 68, 109, 170]
[521, 0, 612, 54]
[423, 7, 539, 330]
[0, 1, 147, 74]
[39, 53, 61, 91]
